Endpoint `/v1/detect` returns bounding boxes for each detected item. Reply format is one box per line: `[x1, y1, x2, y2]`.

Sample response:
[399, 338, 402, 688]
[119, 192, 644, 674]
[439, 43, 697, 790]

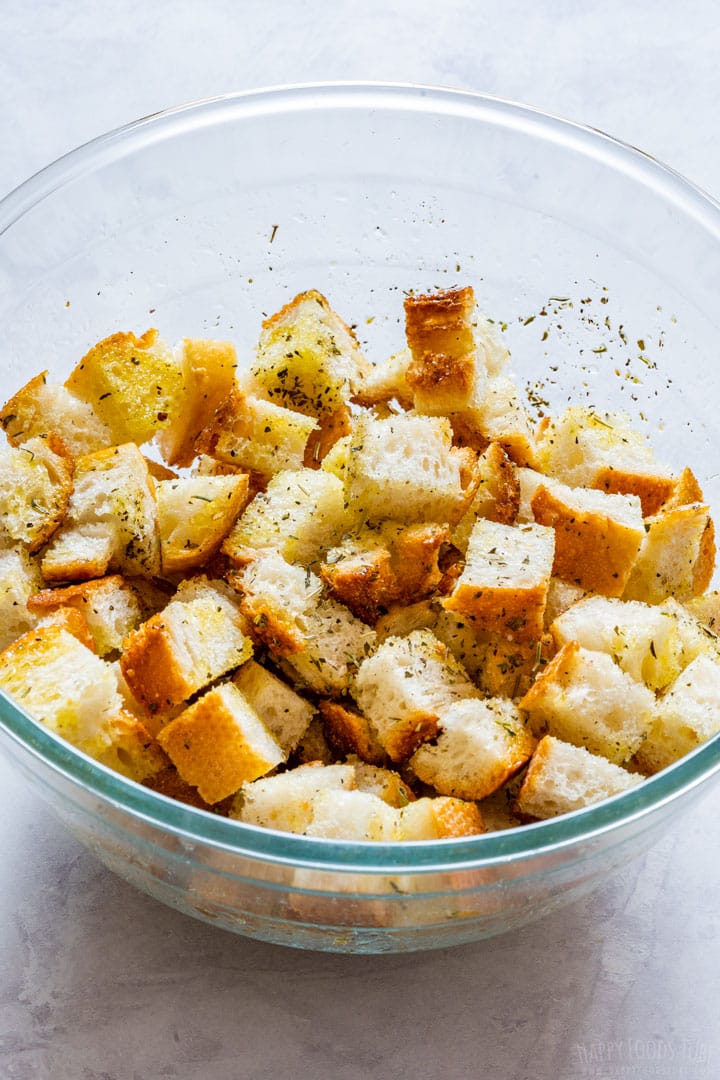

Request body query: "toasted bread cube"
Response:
[343, 412, 478, 526]
[320, 521, 449, 623]
[303, 406, 353, 467]
[1, 371, 112, 456]
[232, 762, 357, 833]
[305, 789, 399, 840]
[530, 476, 644, 596]
[233, 659, 314, 755]
[156, 338, 237, 467]
[453, 376, 538, 467]
[250, 290, 369, 419]
[234, 552, 376, 694]
[196, 388, 318, 479]
[404, 286, 485, 415]
[536, 407, 674, 516]
[623, 502, 715, 603]
[223, 468, 345, 567]
[27, 574, 149, 656]
[520, 641, 655, 763]
[410, 698, 536, 800]
[351, 762, 415, 807]
[33, 605, 96, 651]
[451, 442, 520, 554]
[157, 474, 249, 574]
[120, 581, 252, 711]
[685, 591, 720, 633]
[96, 711, 169, 783]
[41, 443, 160, 581]
[354, 348, 414, 409]
[157, 682, 284, 803]
[0, 547, 43, 650]
[636, 654, 720, 773]
[0, 625, 123, 754]
[396, 796, 485, 840]
[65, 329, 183, 446]
[515, 735, 641, 819]
[476, 632, 555, 698]
[443, 520, 555, 641]
[0, 434, 74, 553]
[353, 629, 479, 762]
[318, 700, 387, 765]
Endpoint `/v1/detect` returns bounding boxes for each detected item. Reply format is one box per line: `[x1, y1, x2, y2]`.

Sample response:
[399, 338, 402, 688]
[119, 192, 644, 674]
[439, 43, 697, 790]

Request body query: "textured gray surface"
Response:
[1, 3, 719, 1078]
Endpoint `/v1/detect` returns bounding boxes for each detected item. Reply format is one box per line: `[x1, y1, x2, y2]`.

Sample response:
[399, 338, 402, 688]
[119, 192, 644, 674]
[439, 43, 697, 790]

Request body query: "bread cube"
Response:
[196, 387, 318, 479]
[232, 762, 357, 833]
[410, 698, 536, 800]
[520, 641, 655, 763]
[443, 519, 555, 641]
[452, 376, 538, 467]
[396, 796, 485, 840]
[1, 371, 112, 456]
[351, 763, 415, 807]
[32, 605, 96, 651]
[342, 412, 479, 526]
[352, 629, 479, 761]
[515, 736, 641, 819]
[157, 474, 249, 574]
[623, 502, 715, 603]
[96, 710, 169, 784]
[233, 552, 376, 694]
[0, 547, 43, 650]
[305, 789, 399, 840]
[451, 442, 519, 553]
[27, 574, 148, 656]
[223, 468, 345, 567]
[354, 347, 414, 409]
[318, 700, 387, 765]
[120, 579, 252, 711]
[232, 659, 314, 755]
[636, 654, 720, 773]
[157, 682, 284, 803]
[530, 476, 644, 596]
[156, 338, 237, 467]
[0, 434, 74, 553]
[404, 286, 485, 415]
[41, 443, 160, 581]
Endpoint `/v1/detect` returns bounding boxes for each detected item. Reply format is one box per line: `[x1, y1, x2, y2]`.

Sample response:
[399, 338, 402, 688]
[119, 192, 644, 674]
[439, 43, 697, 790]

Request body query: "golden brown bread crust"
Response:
[431, 796, 485, 838]
[382, 711, 441, 763]
[662, 466, 704, 510]
[19, 433, 75, 554]
[694, 517, 716, 595]
[35, 605, 96, 651]
[120, 617, 192, 711]
[0, 372, 48, 446]
[450, 412, 537, 469]
[261, 289, 362, 350]
[98, 710, 169, 783]
[226, 571, 304, 656]
[160, 339, 237, 467]
[406, 351, 476, 409]
[443, 583, 548, 643]
[476, 631, 556, 698]
[303, 406, 352, 467]
[404, 286, 476, 363]
[318, 700, 387, 765]
[28, 573, 130, 614]
[519, 641, 579, 715]
[480, 442, 521, 525]
[592, 467, 675, 518]
[320, 550, 394, 624]
[144, 457, 178, 482]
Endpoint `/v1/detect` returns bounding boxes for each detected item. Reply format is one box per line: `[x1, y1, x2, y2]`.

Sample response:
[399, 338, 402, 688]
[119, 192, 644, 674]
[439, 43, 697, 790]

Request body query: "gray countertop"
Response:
[1, 3, 718, 1078]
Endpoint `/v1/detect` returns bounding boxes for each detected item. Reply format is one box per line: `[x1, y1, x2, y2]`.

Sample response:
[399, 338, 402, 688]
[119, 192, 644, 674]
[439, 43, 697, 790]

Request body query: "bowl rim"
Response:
[1, 80, 719, 875]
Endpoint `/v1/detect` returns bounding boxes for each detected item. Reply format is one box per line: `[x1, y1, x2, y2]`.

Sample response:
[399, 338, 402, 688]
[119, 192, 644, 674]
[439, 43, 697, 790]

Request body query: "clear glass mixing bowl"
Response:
[1, 84, 719, 953]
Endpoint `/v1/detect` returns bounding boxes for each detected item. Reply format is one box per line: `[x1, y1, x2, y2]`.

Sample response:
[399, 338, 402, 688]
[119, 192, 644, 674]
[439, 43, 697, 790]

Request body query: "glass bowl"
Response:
[1, 83, 719, 954]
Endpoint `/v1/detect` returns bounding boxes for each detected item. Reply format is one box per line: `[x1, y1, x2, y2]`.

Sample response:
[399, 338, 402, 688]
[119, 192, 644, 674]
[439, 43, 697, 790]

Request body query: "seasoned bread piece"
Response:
[156, 474, 249, 574]
[685, 590, 720, 632]
[156, 338, 237, 467]
[196, 388, 318, 479]
[0, 547, 43, 650]
[351, 762, 414, 807]
[623, 502, 715, 603]
[232, 659, 314, 755]
[96, 711, 169, 784]
[120, 579, 253, 711]
[232, 761, 357, 833]
[65, 329, 183, 446]
[157, 682, 284, 803]
[232, 552, 376, 694]
[530, 476, 644, 596]
[404, 286, 484, 415]
[354, 348, 414, 409]
[320, 521, 450, 623]
[318, 700, 387, 765]
[352, 629, 479, 761]
[410, 698, 536, 801]
[223, 468, 346, 567]
[304, 789, 399, 840]
[536, 407, 674, 516]
[520, 641, 656, 763]
[515, 735, 641, 819]
[33, 605, 96, 651]
[41, 443, 160, 581]
[396, 796, 485, 840]
[250, 290, 369, 421]
[0, 434, 74, 553]
[443, 520, 555, 641]
[1, 371, 112, 456]
[27, 574, 148, 656]
[341, 412, 479, 526]
[636, 654, 720, 773]
[451, 442, 520, 553]
[452, 376, 538, 468]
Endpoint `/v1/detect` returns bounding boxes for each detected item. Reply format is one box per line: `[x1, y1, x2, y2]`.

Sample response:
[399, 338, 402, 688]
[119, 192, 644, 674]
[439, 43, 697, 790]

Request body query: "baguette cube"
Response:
[318, 699, 387, 765]
[232, 762, 357, 833]
[156, 338, 237, 467]
[120, 580, 253, 711]
[451, 442, 520, 553]
[442, 519, 555, 641]
[520, 641, 655, 763]
[1, 371, 112, 456]
[396, 797, 485, 840]
[196, 388, 318, 479]
[0, 547, 43, 650]
[530, 476, 644, 596]
[41, 443, 160, 581]
[354, 347, 414, 409]
[233, 659, 314, 755]
[404, 286, 485, 415]
[27, 574, 147, 656]
[0, 434, 74, 553]
[157, 474, 249, 574]
[623, 502, 715, 603]
[409, 698, 536, 800]
[636, 654, 720, 773]
[352, 629, 480, 761]
[223, 468, 346, 567]
[515, 735, 641, 819]
[65, 329, 183, 446]
[452, 376, 538, 467]
[157, 682, 284, 803]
